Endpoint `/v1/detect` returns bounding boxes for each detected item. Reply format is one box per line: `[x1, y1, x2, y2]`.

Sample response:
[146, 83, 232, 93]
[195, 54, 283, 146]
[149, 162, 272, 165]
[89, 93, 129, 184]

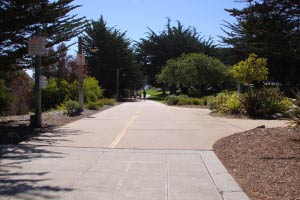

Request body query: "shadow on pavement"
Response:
[0, 144, 72, 200]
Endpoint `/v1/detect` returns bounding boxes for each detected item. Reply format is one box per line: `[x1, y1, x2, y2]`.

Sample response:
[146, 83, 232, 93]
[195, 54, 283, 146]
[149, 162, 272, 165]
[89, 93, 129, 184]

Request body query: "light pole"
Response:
[76, 38, 99, 110]
[76, 37, 85, 110]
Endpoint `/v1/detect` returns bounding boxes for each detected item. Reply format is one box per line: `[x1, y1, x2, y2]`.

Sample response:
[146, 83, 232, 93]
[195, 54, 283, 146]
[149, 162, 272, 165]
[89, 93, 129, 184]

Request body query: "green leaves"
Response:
[222, 0, 300, 84]
[136, 19, 216, 86]
[230, 53, 268, 85]
[157, 53, 228, 90]
[82, 16, 143, 96]
[0, 0, 86, 73]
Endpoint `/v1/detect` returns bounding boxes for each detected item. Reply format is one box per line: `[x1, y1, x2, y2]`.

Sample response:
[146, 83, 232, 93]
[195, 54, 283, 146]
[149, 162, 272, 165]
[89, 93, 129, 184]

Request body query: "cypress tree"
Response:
[0, 0, 86, 78]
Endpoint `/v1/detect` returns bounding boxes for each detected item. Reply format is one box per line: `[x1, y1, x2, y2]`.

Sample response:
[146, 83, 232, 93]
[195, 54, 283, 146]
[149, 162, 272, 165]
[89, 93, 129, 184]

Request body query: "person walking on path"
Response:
[143, 90, 146, 100]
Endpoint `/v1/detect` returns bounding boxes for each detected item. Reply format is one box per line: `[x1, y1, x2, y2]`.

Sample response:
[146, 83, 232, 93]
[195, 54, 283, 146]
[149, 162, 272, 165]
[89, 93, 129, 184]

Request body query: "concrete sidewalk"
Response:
[0, 101, 287, 200]
[1, 146, 248, 200]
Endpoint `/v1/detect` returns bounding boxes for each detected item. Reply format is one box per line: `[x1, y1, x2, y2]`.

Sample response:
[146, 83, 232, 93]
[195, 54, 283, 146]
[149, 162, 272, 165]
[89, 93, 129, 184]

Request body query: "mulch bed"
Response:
[214, 127, 300, 200]
[0, 104, 119, 145]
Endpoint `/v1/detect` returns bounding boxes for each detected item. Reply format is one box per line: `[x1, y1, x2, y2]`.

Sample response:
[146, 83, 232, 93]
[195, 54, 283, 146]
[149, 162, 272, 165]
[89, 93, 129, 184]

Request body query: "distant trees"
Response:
[82, 16, 143, 97]
[136, 19, 216, 86]
[0, 0, 86, 77]
[157, 53, 228, 95]
[221, 0, 300, 85]
[43, 43, 77, 81]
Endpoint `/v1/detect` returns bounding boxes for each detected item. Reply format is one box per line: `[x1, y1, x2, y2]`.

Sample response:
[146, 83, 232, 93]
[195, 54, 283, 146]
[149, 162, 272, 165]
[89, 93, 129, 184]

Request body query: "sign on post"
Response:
[28, 36, 46, 56]
[76, 54, 87, 77]
[76, 54, 85, 66]
[75, 65, 87, 77]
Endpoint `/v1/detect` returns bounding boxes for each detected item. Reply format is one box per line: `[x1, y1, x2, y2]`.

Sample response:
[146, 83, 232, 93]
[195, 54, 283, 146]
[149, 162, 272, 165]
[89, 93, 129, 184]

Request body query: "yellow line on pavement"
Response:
[109, 115, 138, 148]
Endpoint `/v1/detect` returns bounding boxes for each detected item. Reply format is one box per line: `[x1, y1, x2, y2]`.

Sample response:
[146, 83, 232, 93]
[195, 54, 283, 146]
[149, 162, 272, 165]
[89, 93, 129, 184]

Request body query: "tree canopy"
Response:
[221, 0, 300, 85]
[230, 53, 268, 85]
[136, 19, 216, 86]
[0, 0, 86, 78]
[82, 16, 143, 97]
[157, 53, 228, 93]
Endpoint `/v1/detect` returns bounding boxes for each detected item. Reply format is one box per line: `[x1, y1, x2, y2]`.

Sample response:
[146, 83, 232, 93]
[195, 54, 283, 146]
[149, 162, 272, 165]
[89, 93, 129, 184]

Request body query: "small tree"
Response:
[230, 53, 268, 85]
[157, 53, 228, 94]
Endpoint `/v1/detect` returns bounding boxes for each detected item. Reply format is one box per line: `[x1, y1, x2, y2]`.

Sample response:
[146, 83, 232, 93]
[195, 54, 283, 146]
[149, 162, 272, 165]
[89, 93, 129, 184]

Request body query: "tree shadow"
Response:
[0, 145, 73, 200]
[0, 119, 91, 146]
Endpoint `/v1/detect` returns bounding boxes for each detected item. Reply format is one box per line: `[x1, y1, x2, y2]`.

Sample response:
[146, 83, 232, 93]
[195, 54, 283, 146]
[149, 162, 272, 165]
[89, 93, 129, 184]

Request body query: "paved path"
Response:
[0, 101, 287, 200]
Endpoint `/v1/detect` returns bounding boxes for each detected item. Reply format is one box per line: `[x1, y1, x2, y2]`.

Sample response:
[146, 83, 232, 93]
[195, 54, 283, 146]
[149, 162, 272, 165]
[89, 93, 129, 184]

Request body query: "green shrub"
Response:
[287, 91, 300, 127]
[240, 87, 283, 118]
[177, 96, 190, 105]
[84, 76, 103, 103]
[0, 80, 13, 115]
[208, 98, 217, 110]
[205, 96, 216, 107]
[42, 76, 103, 110]
[165, 95, 179, 105]
[211, 92, 241, 114]
[85, 98, 115, 110]
[225, 94, 241, 114]
[98, 98, 115, 106]
[65, 100, 81, 116]
[42, 78, 76, 110]
[86, 101, 102, 110]
[278, 98, 294, 112]
[192, 98, 200, 105]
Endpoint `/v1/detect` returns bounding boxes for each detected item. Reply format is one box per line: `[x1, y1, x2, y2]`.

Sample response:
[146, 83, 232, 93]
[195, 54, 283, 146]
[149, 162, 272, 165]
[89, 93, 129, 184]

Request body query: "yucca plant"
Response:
[240, 87, 283, 118]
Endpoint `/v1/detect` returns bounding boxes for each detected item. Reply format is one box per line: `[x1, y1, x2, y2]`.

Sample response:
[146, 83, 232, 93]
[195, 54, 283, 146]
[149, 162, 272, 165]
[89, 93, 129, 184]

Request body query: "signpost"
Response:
[28, 31, 46, 128]
[76, 37, 86, 110]
[28, 36, 46, 56]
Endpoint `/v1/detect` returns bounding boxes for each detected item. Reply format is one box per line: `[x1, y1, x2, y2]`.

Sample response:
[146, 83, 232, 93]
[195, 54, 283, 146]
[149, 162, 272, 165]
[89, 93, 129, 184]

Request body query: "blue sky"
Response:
[67, 0, 246, 54]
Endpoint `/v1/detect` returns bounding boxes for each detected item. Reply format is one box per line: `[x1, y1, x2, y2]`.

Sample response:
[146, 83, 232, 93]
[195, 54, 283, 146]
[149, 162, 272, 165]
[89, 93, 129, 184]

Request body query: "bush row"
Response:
[165, 87, 296, 119]
[85, 99, 116, 110]
[42, 76, 103, 110]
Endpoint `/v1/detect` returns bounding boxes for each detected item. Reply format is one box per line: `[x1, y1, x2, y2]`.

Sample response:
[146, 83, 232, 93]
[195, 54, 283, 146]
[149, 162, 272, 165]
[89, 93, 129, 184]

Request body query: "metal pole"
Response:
[116, 68, 120, 101]
[34, 55, 42, 127]
[78, 76, 84, 110]
[237, 82, 241, 93]
[78, 37, 84, 110]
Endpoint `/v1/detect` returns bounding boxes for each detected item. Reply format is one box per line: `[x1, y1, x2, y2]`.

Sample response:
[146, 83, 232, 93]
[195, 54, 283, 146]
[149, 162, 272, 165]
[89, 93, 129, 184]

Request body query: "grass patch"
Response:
[146, 89, 169, 102]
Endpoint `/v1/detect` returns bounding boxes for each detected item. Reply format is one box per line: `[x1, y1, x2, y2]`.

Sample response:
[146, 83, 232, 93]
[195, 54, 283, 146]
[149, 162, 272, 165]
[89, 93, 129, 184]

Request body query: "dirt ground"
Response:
[0, 105, 117, 144]
[214, 127, 300, 200]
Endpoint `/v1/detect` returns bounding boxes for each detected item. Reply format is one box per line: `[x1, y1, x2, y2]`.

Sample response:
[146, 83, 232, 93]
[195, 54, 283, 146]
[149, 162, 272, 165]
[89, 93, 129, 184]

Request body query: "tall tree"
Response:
[221, 0, 300, 85]
[82, 16, 143, 97]
[0, 0, 86, 78]
[136, 19, 216, 86]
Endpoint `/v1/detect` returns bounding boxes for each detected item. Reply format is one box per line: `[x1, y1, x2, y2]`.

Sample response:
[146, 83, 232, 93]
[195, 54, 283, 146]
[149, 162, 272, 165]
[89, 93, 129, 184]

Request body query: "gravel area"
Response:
[214, 127, 300, 200]
[0, 104, 119, 144]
